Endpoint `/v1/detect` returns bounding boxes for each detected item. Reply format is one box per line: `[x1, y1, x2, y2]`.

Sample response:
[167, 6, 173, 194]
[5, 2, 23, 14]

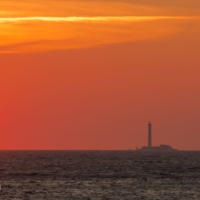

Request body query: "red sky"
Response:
[0, 0, 200, 150]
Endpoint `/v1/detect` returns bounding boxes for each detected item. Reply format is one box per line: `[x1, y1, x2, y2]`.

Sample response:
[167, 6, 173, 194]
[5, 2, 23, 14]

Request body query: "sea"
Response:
[0, 150, 199, 199]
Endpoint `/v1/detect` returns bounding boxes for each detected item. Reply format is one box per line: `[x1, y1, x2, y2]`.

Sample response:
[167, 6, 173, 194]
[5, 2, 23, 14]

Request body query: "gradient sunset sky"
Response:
[0, 0, 200, 150]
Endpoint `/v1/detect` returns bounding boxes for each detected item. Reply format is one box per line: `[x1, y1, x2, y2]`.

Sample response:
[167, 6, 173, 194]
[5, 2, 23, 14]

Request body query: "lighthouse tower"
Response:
[148, 122, 152, 147]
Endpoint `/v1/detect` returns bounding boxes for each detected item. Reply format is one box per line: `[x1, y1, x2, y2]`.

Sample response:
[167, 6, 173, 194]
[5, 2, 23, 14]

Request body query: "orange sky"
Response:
[0, 0, 200, 150]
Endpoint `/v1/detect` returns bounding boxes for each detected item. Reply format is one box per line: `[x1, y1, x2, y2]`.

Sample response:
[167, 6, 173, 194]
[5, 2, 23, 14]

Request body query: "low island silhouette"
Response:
[137, 122, 177, 151]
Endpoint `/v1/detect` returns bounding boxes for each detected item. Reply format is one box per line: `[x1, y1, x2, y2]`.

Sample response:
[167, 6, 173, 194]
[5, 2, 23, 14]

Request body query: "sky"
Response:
[0, 0, 200, 150]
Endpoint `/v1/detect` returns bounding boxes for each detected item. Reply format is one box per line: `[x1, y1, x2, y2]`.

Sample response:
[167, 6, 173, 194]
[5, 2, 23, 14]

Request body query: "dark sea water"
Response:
[0, 151, 200, 199]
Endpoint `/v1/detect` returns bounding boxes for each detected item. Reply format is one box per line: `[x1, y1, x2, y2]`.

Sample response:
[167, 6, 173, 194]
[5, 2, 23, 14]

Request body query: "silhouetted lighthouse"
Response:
[137, 122, 176, 151]
[148, 122, 152, 147]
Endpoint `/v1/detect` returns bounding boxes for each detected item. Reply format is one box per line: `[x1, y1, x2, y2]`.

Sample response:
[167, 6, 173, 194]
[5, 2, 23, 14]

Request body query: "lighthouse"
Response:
[137, 122, 177, 151]
[148, 122, 152, 147]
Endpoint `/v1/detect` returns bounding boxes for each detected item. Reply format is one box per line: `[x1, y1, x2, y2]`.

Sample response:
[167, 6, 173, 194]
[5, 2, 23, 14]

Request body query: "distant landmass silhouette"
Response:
[137, 122, 177, 151]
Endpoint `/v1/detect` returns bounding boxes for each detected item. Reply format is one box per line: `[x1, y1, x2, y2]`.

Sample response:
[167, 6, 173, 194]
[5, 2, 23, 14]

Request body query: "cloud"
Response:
[0, 0, 200, 53]
[0, 16, 192, 23]
[1, 16, 199, 53]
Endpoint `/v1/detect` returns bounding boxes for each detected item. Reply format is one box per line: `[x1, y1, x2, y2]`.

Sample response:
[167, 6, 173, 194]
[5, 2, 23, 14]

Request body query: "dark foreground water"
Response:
[0, 151, 200, 199]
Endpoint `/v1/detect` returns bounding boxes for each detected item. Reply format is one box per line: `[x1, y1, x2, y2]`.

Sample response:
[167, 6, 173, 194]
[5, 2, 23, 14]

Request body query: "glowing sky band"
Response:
[0, 16, 193, 23]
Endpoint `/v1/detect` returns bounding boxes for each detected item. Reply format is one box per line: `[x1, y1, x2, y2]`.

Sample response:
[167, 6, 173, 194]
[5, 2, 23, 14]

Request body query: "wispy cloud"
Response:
[0, 16, 193, 23]
[0, 0, 200, 53]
